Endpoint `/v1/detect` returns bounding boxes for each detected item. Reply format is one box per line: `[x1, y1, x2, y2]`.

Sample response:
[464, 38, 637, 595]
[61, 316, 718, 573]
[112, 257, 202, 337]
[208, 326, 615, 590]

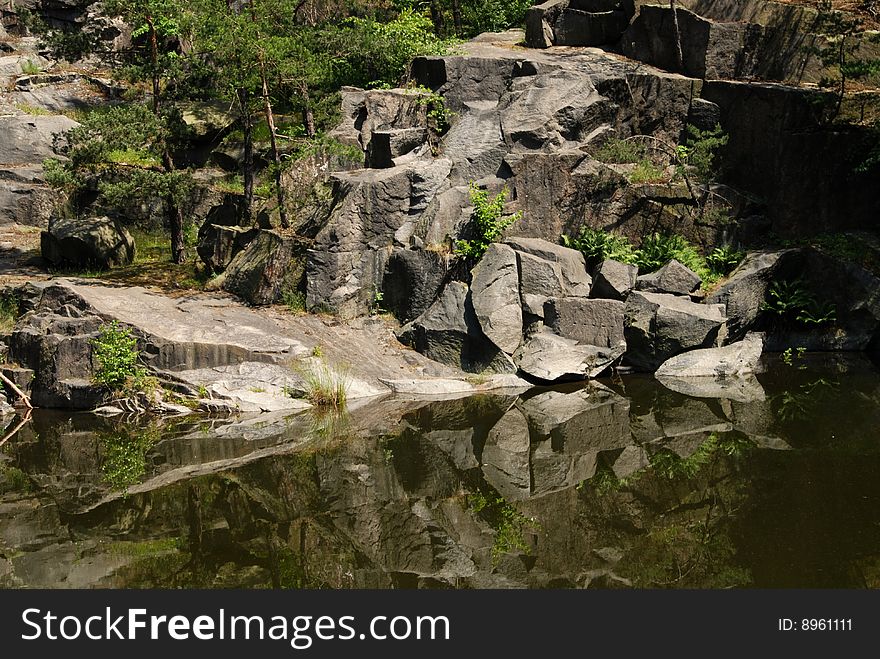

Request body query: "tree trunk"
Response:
[146, 16, 160, 113]
[430, 0, 444, 35]
[161, 149, 186, 264]
[452, 0, 463, 34]
[260, 57, 289, 229]
[238, 87, 255, 224]
[670, 0, 684, 72]
[302, 85, 316, 139]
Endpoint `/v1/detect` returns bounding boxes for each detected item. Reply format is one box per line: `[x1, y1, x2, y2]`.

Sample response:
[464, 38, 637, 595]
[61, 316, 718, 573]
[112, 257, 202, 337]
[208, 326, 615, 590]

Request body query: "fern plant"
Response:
[562, 227, 636, 267]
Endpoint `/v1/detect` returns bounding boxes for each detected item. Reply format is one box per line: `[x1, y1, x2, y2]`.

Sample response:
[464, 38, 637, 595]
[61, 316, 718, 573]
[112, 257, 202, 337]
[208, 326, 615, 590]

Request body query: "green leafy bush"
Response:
[562, 227, 636, 267]
[633, 233, 707, 276]
[678, 124, 729, 182]
[629, 159, 667, 184]
[91, 321, 146, 391]
[762, 280, 837, 327]
[592, 138, 645, 164]
[706, 245, 745, 276]
[456, 185, 521, 260]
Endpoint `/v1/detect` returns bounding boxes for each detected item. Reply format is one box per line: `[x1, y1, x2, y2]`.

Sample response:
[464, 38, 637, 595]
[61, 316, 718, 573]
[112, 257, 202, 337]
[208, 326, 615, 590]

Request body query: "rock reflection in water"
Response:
[1, 355, 880, 589]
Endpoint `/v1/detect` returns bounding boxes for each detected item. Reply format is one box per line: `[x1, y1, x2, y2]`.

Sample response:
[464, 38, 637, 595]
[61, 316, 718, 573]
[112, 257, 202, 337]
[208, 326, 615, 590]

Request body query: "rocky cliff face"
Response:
[305, 5, 879, 379]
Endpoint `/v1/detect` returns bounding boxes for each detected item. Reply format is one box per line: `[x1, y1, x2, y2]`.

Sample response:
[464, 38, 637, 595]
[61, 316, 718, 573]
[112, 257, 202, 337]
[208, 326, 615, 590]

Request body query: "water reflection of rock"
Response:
[1, 359, 880, 588]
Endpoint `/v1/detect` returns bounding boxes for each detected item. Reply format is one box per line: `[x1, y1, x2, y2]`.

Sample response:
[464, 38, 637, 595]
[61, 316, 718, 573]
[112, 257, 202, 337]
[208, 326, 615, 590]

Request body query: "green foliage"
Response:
[629, 158, 667, 183]
[705, 245, 745, 277]
[467, 491, 533, 564]
[562, 227, 636, 268]
[678, 124, 729, 182]
[592, 137, 646, 164]
[0, 464, 34, 495]
[91, 321, 146, 391]
[456, 185, 521, 260]
[408, 84, 455, 134]
[634, 233, 707, 277]
[100, 424, 159, 494]
[0, 295, 19, 334]
[298, 359, 348, 409]
[282, 287, 306, 313]
[762, 280, 837, 327]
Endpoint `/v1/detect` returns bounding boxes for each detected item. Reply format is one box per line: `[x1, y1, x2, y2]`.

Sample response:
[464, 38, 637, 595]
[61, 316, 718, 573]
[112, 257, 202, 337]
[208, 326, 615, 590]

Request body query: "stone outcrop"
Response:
[220, 230, 306, 306]
[514, 330, 624, 381]
[470, 243, 523, 354]
[636, 259, 701, 296]
[656, 332, 765, 378]
[40, 216, 135, 270]
[624, 291, 727, 371]
[196, 224, 258, 274]
[397, 282, 516, 374]
[526, 0, 634, 48]
[591, 259, 637, 301]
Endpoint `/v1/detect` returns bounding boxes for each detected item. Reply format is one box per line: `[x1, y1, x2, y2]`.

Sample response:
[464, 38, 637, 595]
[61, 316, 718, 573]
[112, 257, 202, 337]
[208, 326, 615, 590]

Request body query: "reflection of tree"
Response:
[99, 423, 160, 494]
[584, 432, 755, 588]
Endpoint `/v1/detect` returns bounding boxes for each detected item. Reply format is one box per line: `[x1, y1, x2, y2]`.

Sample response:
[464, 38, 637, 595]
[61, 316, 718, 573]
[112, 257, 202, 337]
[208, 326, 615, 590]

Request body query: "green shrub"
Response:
[706, 245, 745, 277]
[592, 137, 645, 164]
[299, 359, 348, 409]
[91, 321, 146, 391]
[679, 124, 729, 182]
[562, 228, 636, 267]
[456, 185, 521, 261]
[0, 295, 19, 334]
[762, 280, 837, 327]
[634, 233, 707, 276]
[282, 287, 306, 313]
[629, 159, 667, 184]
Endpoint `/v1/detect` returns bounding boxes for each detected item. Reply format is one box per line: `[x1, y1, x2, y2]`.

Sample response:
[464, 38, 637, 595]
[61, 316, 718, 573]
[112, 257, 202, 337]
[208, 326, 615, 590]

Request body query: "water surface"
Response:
[1, 354, 879, 589]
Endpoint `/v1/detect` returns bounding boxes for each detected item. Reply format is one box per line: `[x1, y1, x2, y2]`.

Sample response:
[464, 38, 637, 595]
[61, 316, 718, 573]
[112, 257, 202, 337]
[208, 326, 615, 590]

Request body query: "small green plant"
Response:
[282, 287, 306, 313]
[762, 280, 837, 327]
[369, 289, 385, 315]
[311, 344, 323, 358]
[456, 185, 521, 261]
[0, 295, 19, 334]
[592, 137, 646, 164]
[467, 492, 534, 564]
[100, 425, 159, 495]
[677, 124, 729, 182]
[91, 321, 145, 391]
[706, 245, 745, 277]
[629, 159, 667, 184]
[299, 359, 348, 409]
[20, 59, 42, 75]
[561, 228, 636, 267]
[409, 84, 455, 134]
[633, 233, 707, 277]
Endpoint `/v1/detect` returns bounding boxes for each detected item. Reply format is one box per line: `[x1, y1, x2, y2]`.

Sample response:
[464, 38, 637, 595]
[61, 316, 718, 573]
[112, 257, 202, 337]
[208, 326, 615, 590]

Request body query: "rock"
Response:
[366, 128, 428, 168]
[514, 330, 624, 381]
[591, 259, 637, 301]
[1, 366, 34, 399]
[526, 0, 633, 48]
[554, 8, 630, 46]
[0, 166, 64, 227]
[655, 332, 765, 378]
[635, 259, 702, 296]
[545, 297, 626, 349]
[621, 6, 761, 79]
[196, 224, 258, 274]
[505, 237, 591, 297]
[0, 115, 79, 166]
[656, 374, 766, 403]
[624, 291, 727, 371]
[378, 374, 530, 396]
[610, 445, 649, 479]
[481, 408, 532, 501]
[397, 282, 516, 374]
[40, 216, 135, 270]
[706, 250, 795, 341]
[221, 231, 306, 306]
[8, 288, 104, 409]
[382, 247, 451, 324]
[470, 244, 523, 355]
[688, 98, 721, 131]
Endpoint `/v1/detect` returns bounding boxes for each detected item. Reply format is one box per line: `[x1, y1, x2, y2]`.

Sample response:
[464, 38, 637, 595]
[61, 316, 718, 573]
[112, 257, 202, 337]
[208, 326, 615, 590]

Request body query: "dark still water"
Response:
[2, 354, 880, 589]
